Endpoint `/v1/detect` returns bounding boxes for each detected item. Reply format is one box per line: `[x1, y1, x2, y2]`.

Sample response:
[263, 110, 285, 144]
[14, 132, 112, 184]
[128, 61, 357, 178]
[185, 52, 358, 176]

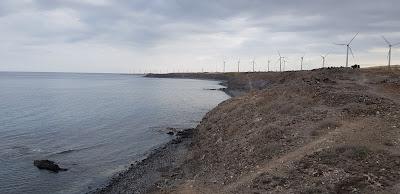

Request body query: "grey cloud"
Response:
[1, 0, 400, 72]
[20, 0, 400, 46]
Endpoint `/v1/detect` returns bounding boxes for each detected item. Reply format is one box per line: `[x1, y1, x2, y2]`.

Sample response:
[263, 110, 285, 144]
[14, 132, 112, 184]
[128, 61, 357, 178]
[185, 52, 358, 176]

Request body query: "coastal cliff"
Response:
[96, 67, 400, 193]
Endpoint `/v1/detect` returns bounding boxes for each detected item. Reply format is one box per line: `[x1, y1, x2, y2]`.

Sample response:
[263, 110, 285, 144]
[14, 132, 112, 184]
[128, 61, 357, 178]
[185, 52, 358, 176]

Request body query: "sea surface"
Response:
[0, 72, 229, 194]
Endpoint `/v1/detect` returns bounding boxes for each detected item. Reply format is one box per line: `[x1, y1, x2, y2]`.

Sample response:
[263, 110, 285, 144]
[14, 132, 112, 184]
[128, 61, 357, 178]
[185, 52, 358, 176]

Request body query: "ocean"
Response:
[0, 72, 229, 194]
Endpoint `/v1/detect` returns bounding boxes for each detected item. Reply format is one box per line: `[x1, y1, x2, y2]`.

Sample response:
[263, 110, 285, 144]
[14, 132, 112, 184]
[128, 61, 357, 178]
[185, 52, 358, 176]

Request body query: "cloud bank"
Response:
[1, 0, 400, 73]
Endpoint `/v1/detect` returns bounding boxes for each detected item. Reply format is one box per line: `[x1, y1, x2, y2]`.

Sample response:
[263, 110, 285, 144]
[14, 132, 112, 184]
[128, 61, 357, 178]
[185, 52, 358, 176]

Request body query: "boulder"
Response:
[167, 131, 174, 135]
[34, 160, 68, 172]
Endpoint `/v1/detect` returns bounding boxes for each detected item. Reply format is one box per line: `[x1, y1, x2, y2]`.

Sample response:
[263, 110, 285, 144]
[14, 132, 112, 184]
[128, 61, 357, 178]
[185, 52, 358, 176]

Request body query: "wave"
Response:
[11, 145, 43, 154]
[52, 144, 105, 156]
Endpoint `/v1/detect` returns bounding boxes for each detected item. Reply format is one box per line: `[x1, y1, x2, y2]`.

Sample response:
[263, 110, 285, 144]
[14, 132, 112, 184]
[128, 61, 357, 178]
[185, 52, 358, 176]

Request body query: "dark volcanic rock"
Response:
[34, 160, 68, 172]
[176, 128, 194, 138]
[166, 131, 174, 135]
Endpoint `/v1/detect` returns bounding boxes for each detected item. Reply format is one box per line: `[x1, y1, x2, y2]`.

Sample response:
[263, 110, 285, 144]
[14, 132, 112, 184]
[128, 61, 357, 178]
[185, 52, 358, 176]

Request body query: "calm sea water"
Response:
[0, 72, 229, 194]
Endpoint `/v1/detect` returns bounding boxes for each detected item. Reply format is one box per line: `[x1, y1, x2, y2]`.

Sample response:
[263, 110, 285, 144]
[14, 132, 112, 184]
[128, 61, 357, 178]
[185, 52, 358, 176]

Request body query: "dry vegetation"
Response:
[155, 67, 400, 193]
[101, 67, 400, 194]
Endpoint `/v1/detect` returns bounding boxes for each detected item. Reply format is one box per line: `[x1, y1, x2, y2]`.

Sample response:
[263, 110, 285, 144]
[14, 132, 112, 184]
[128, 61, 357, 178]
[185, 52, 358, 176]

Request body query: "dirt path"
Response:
[223, 117, 378, 193]
[360, 73, 400, 105]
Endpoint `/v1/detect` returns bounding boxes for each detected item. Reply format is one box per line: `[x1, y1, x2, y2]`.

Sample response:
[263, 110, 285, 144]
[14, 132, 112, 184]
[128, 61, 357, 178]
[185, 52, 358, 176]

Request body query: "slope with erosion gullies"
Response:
[156, 68, 400, 193]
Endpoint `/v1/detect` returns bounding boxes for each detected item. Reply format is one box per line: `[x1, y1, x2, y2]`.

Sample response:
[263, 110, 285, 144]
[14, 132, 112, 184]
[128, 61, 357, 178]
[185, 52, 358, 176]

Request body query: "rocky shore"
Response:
[92, 128, 195, 194]
[95, 66, 400, 193]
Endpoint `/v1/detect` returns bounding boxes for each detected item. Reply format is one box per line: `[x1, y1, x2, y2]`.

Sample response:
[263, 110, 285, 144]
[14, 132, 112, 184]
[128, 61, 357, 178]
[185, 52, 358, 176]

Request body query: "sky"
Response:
[1, 0, 400, 73]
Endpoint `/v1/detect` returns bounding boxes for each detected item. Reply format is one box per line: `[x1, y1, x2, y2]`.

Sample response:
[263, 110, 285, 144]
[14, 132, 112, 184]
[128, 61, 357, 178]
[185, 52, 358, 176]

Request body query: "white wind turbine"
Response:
[251, 58, 256, 72]
[321, 53, 329, 68]
[382, 36, 400, 68]
[267, 58, 271, 72]
[335, 32, 359, 67]
[277, 51, 285, 72]
[300, 54, 305, 70]
[283, 58, 288, 71]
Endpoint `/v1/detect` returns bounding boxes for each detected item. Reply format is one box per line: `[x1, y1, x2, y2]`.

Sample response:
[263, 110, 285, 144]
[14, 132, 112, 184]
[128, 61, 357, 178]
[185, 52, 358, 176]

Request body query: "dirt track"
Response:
[101, 67, 400, 194]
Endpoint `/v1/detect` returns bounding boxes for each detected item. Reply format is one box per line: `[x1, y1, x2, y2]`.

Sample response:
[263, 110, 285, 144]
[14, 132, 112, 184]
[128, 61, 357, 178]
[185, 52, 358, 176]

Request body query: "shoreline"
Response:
[92, 128, 196, 194]
[92, 76, 235, 194]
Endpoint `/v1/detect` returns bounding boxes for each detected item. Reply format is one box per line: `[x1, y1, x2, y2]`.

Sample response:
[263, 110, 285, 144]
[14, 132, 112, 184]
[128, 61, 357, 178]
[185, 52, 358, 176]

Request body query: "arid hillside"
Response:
[149, 67, 400, 193]
[98, 67, 400, 194]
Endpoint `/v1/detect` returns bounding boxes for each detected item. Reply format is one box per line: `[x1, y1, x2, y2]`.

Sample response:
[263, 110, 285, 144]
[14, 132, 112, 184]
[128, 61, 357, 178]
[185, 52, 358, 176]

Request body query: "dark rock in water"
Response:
[167, 131, 174, 135]
[33, 160, 68, 172]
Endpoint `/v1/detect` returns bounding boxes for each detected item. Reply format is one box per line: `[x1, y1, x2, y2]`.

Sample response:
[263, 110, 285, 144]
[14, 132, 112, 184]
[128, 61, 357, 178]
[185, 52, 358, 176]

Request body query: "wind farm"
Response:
[132, 32, 400, 74]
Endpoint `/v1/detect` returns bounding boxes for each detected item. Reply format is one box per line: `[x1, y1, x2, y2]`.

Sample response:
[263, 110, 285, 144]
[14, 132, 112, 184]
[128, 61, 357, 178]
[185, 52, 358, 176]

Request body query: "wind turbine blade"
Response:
[325, 53, 330, 57]
[349, 46, 355, 59]
[277, 51, 282, 57]
[348, 32, 359, 45]
[393, 42, 400, 46]
[334, 43, 346, 46]
[382, 36, 391, 45]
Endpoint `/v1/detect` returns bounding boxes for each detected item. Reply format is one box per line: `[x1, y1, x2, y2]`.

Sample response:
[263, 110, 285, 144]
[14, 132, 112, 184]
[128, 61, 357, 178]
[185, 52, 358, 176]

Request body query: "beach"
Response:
[95, 67, 400, 193]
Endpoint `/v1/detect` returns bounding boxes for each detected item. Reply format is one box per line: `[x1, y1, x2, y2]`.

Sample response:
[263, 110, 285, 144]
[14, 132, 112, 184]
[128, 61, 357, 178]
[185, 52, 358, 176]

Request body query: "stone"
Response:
[33, 160, 67, 172]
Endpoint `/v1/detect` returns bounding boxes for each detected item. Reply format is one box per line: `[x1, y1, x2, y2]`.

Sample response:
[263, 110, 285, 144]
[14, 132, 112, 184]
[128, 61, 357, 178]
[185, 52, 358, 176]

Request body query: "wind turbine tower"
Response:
[283, 58, 288, 71]
[300, 55, 304, 70]
[223, 60, 226, 73]
[252, 58, 255, 72]
[335, 32, 359, 67]
[382, 36, 400, 68]
[237, 58, 240, 73]
[321, 53, 329, 68]
[267, 59, 271, 72]
[278, 51, 285, 72]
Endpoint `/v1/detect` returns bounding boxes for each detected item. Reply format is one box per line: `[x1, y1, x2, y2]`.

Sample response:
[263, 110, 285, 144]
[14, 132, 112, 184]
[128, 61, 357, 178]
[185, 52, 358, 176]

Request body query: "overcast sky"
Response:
[1, 0, 400, 73]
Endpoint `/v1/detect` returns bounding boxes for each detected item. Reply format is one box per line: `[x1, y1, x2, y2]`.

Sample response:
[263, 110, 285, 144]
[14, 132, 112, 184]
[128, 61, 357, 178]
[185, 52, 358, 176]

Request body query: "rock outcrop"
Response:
[34, 160, 68, 173]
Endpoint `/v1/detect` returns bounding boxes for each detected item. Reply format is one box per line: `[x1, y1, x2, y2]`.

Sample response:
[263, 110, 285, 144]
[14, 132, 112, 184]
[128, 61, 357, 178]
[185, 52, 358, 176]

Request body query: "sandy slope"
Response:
[100, 67, 400, 194]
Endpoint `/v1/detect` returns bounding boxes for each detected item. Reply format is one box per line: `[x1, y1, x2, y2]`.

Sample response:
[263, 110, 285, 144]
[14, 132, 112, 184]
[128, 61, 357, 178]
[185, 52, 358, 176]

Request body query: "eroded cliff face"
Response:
[158, 67, 400, 194]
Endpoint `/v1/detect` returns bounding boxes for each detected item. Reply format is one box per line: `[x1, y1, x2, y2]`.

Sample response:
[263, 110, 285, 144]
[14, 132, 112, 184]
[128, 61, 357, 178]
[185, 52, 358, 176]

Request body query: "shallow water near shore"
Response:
[0, 72, 229, 194]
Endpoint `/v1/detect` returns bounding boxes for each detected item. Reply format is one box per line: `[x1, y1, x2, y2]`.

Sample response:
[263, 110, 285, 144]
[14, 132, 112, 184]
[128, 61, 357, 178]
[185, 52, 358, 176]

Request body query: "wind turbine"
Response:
[223, 60, 226, 73]
[382, 36, 400, 68]
[267, 58, 271, 72]
[335, 32, 359, 67]
[283, 58, 289, 71]
[300, 54, 305, 70]
[237, 58, 240, 72]
[277, 51, 285, 72]
[321, 53, 329, 68]
[251, 58, 255, 72]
